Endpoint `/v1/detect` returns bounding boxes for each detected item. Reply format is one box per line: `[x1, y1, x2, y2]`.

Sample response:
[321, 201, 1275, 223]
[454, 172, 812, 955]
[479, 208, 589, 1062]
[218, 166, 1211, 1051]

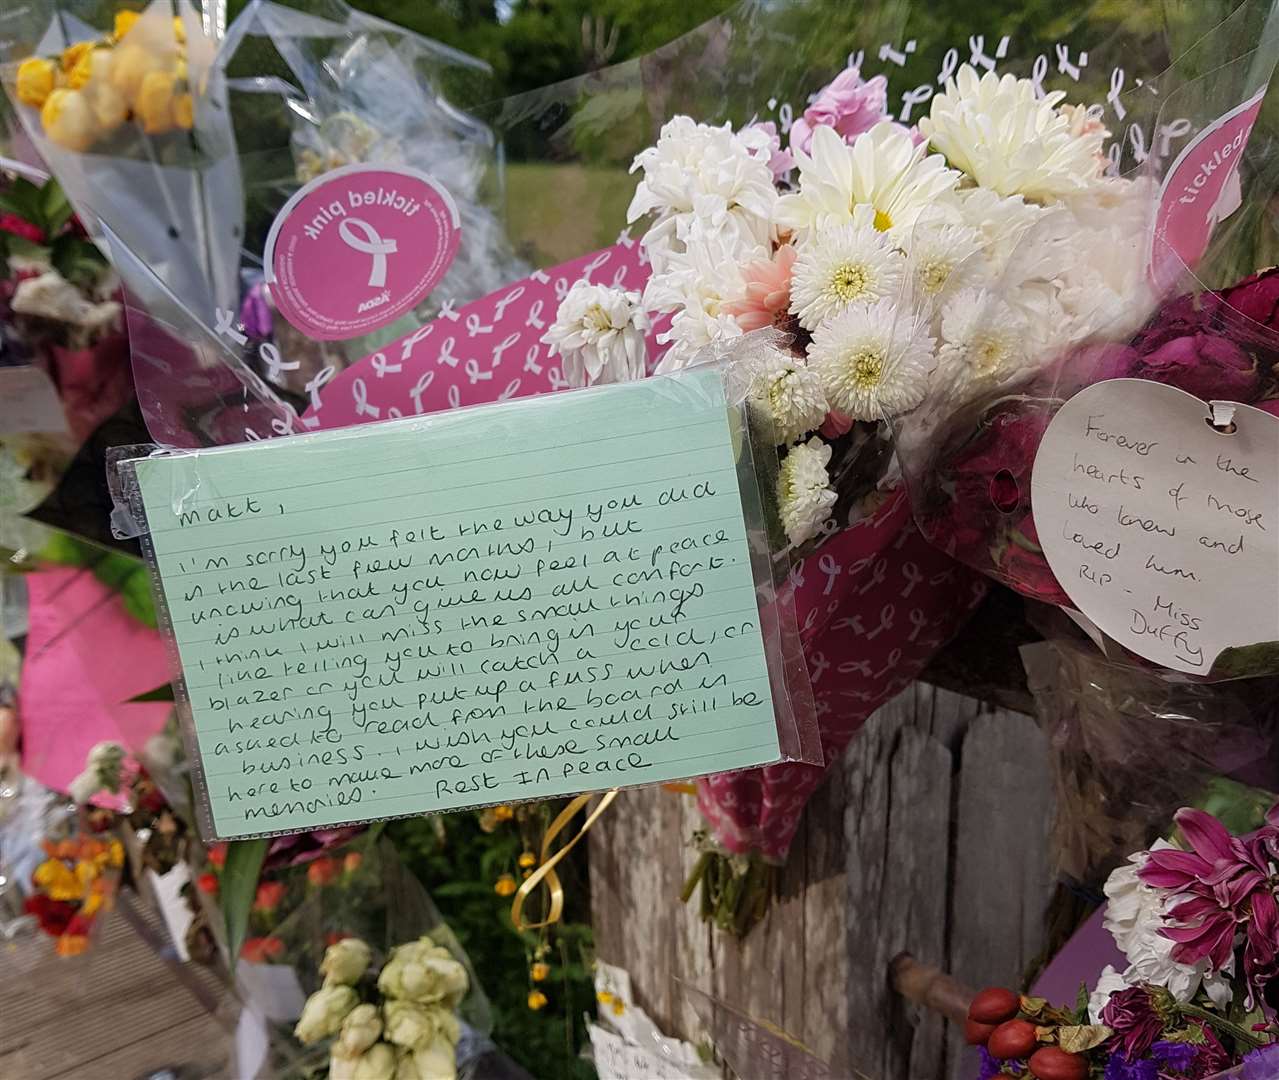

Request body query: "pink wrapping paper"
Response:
[19, 567, 172, 799]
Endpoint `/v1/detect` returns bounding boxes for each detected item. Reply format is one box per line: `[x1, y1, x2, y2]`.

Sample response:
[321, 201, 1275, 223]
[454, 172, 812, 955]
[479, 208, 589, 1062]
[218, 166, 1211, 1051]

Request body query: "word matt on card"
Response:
[1031, 378, 1279, 675]
[128, 369, 782, 839]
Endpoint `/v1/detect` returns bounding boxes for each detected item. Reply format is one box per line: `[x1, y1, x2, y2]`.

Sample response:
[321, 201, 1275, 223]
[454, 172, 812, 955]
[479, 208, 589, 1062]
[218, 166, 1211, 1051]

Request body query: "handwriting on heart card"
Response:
[126, 369, 782, 839]
[1032, 378, 1279, 675]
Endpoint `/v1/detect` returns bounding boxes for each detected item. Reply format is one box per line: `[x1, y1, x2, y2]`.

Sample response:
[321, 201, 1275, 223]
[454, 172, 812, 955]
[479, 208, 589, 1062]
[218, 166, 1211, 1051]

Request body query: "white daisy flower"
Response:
[747, 349, 828, 444]
[920, 65, 1107, 203]
[777, 122, 960, 235]
[807, 299, 936, 421]
[629, 117, 777, 273]
[936, 288, 1027, 390]
[904, 220, 985, 304]
[777, 437, 837, 546]
[542, 281, 650, 387]
[790, 212, 906, 330]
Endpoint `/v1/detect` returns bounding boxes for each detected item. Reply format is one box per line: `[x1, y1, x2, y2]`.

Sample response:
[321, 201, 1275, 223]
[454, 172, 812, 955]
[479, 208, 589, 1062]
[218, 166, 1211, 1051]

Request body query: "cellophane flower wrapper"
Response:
[0, 0, 525, 448]
[233, 832, 491, 1079]
[888, 0, 1279, 682]
[1021, 634, 1278, 886]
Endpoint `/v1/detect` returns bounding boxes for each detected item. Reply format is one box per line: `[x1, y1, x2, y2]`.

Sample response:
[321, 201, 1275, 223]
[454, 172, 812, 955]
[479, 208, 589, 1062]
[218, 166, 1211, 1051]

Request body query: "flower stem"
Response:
[680, 852, 711, 905]
[1178, 1001, 1265, 1051]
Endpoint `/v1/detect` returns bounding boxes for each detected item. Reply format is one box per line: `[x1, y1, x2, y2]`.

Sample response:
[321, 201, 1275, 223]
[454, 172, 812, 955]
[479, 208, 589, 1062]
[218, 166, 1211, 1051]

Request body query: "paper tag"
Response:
[264, 164, 460, 341]
[147, 864, 194, 961]
[1031, 379, 1279, 674]
[131, 369, 783, 838]
[0, 366, 69, 435]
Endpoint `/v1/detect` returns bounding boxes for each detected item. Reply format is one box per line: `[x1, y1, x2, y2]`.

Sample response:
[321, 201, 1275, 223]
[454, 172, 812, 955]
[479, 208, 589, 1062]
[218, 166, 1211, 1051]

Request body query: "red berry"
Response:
[1028, 1046, 1087, 1080]
[964, 1018, 998, 1046]
[988, 1019, 1037, 1060]
[968, 987, 1021, 1024]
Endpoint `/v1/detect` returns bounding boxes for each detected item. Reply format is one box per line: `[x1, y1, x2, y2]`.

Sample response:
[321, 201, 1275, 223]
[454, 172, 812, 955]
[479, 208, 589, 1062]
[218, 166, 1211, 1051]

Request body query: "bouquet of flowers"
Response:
[23, 806, 124, 956]
[961, 801, 1279, 1079]
[292, 935, 469, 1080]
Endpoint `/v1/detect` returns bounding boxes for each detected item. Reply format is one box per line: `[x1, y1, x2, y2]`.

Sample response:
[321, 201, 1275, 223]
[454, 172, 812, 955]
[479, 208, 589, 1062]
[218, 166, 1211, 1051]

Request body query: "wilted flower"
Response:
[330, 1041, 396, 1080]
[1099, 986, 1164, 1062]
[68, 741, 127, 804]
[334, 1003, 382, 1058]
[321, 937, 372, 987]
[382, 1001, 447, 1051]
[294, 984, 359, 1045]
[394, 1035, 458, 1080]
[377, 940, 469, 1008]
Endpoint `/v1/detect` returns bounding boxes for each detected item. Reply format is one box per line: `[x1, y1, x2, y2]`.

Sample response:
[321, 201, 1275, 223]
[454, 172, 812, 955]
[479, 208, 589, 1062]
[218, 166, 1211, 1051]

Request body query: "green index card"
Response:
[130, 368, 783, 839]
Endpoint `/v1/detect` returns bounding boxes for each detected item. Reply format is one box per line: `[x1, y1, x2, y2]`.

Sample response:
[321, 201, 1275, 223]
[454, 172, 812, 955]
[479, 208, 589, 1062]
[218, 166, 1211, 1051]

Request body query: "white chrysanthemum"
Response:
[542, 281, 650, 387]
[777, 437, 837, 546]
[807, 299, 935, 421]
[629, 117, 777, 272]
[790, 212, 906, 330]
[747, 349, 828, 444]
[955, 188, 1051, 279]
[936, 289, 1027, 390]
[647, 223, 759, 371]
[905, 221, 985, 301]
[1102, 845, 1233, 1008]
[920, 64, 1106, 202]
[777, 122, 960, 235]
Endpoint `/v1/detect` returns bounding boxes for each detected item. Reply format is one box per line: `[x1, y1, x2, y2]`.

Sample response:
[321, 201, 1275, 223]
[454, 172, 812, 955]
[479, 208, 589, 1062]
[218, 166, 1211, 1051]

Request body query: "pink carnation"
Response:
[722, 245, 796, 332]
[788, 66, 891, 156]
[747, 121, 794, 182]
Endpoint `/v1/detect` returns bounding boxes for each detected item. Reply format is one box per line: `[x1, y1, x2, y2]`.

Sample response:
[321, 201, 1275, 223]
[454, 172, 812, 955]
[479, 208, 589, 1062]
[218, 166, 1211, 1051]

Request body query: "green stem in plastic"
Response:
[1178, 1001, 1265, 1051]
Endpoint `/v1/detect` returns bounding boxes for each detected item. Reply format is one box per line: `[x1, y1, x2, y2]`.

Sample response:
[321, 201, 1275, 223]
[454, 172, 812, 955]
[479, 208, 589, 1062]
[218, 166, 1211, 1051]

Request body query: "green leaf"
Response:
[1074, 980, 1091, 1024]
[128, 683, 175, 703]
[222, 838, 268, 970]
[49, 233, 107, 288]
[39, 179, 74, 237]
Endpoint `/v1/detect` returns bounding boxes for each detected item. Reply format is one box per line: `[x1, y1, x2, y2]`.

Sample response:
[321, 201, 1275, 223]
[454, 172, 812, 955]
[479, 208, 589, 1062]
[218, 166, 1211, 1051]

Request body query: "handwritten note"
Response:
[128, 369, 782, 839]
[1031, 379, 1279, 674]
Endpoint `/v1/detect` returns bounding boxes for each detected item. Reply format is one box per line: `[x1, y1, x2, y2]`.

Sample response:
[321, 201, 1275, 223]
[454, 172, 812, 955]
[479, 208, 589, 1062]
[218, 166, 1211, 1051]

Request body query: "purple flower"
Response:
[1138, 807, 1278, 986]
[240, 280, 273, 340]
[747, 121, 794, 181]
[1150, 1040, 1198, 1072]
[978, 1048, 1025, 1079]
[1104, 1053, 1157, 1080]
[788, 66, 891, 155]
[1243, 1043, 1279, 1079]
[1102, 987, 1165, 1062]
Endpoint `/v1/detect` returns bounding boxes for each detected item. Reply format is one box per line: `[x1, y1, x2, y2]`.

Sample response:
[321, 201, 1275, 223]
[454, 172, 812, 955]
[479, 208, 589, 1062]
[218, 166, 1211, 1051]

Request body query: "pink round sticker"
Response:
[1148, 87, 1266, 292]
[264, 164, 461, 341]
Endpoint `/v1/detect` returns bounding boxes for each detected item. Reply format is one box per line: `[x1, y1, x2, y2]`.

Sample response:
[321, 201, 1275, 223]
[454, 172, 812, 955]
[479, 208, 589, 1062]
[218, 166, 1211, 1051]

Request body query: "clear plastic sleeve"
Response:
[107, 364, 821, 841]
[1020, 636, 1278, 886]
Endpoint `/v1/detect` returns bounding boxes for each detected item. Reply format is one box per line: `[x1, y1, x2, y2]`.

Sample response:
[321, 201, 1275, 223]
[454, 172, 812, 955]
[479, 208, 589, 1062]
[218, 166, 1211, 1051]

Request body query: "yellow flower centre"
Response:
[829, 262, 871, 302]
[974, 335, 1009, 375]
[583, 303, 613, 333]
[847, 348, 885, 389]
[919, 259, 952, 294]
[873, 209, 894, 232]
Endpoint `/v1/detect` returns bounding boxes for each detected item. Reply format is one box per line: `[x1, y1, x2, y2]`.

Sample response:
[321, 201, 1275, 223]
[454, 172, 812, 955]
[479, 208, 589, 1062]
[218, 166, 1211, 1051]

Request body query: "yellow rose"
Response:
[172, 92, 194, 130]
[41, 88, 98, 151]
[67, 46, 107, 90]
[107, 839, 125, 867]
[135, 70, 175, 134]
[109, 42, 156, 100]
[34, 857, 85, 900]
[60, 41, 93, 73]
[16, 57, 56, 107]
[113, 10, 141, 41]
[173, 16, 186, 45]
[88, 82, 128, 130]
[81, 890, 103, 917]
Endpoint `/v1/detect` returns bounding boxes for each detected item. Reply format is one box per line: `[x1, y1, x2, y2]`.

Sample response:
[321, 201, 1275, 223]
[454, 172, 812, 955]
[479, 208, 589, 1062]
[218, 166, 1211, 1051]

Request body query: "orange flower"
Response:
[527, 989, 548, 1011]
[324, 931, 352, 947]
[306, 857, 338, 887]
[531, 962, 550, 982]
[195, 872, 218, 895]
[240, 936, 285, 963]
[342, 851, 363, 875]
[55, 934, 90, 957]
[494, 874, 517, 897]
[253, 880, 285, 911]
[207, 843, 228, 869]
